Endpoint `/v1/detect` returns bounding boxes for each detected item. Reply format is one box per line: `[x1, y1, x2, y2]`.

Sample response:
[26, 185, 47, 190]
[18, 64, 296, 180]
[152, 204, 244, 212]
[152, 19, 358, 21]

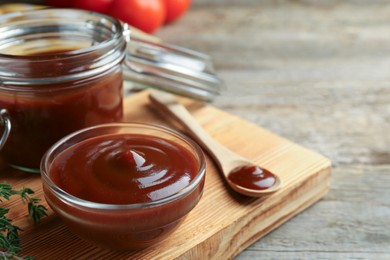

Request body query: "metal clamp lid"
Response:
[123, 27, 224, 101]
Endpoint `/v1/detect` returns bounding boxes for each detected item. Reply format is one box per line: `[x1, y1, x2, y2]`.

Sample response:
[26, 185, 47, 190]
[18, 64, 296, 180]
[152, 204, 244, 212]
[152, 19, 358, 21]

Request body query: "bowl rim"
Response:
[40, 122, 206, 210]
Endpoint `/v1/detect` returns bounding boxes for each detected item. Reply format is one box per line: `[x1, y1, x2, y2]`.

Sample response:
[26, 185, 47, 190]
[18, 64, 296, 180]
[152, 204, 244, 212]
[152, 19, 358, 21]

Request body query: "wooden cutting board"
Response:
[1, 90, 331, 259]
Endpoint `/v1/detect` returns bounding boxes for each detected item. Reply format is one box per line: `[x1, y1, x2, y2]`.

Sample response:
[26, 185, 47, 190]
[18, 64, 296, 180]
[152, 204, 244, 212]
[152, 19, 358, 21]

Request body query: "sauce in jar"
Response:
[49, 133, 199, 204]
[0, 9, 128, 172]
[0, 49, 124, 170]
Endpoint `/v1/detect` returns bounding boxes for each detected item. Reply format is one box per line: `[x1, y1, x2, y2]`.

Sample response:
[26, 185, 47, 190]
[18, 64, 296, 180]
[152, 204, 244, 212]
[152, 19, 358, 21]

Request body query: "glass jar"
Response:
[0, 9, 222, 172]
[0, 10, 125, 171]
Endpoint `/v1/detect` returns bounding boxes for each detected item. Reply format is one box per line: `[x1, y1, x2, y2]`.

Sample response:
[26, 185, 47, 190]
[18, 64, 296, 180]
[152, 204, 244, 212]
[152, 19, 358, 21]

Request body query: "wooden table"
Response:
[2, 0, 390, 259]
[157, 1, 390, 259]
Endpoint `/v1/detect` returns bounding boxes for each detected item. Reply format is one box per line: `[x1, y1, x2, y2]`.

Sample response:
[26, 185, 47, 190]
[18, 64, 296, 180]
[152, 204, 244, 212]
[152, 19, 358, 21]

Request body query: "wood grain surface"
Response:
[158, 2, 389, 259]
[1, 0, 390, 259]
[0, 91, 330, 259]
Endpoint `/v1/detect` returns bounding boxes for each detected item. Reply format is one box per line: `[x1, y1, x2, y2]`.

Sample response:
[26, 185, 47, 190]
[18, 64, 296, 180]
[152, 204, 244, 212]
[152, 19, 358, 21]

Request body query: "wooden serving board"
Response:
[1, 91, 331, 259]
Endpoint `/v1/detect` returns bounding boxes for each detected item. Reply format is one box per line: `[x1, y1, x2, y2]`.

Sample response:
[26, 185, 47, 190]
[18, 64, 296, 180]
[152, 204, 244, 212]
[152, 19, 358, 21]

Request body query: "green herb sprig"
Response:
[0, 182, 48, 259]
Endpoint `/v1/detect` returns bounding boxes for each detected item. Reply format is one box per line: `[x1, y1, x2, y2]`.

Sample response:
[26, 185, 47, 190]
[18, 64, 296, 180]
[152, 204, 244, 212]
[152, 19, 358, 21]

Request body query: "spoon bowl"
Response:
[225, 160, 282, 197]
[149, 90, 282, 197]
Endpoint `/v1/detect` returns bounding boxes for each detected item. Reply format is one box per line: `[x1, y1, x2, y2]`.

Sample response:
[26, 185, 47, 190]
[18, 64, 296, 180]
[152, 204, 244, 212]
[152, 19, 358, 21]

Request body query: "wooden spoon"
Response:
[149, 90, 282, 197]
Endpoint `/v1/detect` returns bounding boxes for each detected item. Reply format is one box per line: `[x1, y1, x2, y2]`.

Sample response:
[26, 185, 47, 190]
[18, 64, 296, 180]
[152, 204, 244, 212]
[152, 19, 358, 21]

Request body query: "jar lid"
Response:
[124, 32, 224, 102]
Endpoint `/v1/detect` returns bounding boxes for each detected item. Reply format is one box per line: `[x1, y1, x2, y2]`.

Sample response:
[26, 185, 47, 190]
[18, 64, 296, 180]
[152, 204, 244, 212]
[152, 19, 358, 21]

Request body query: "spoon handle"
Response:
[149, 90, 243, 175]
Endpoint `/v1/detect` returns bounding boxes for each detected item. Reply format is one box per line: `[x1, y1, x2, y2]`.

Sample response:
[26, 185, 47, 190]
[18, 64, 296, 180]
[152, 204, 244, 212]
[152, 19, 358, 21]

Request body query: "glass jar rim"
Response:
[0, 8, 123, 51]
[40, 122, 206, 211]
[0, 9, 127, 86]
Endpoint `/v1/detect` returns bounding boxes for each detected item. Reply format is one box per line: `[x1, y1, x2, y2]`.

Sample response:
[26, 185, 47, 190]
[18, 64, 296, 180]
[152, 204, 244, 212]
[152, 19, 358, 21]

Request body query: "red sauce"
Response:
[0, 49, 123, 169]
[228, 165, 276, 190]
[44, 132, 204, 249]
[49, 133, 199, 204]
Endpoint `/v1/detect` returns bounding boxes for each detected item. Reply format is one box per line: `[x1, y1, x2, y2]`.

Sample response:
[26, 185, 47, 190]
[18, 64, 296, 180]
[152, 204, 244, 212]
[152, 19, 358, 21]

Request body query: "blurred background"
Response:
[1, 1, 389, 259]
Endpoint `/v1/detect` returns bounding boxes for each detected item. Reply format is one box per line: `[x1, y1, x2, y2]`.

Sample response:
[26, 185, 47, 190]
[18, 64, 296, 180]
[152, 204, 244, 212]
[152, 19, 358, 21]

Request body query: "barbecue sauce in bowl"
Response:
[41, 123, 206, 249]
[50, 133, 199, 204]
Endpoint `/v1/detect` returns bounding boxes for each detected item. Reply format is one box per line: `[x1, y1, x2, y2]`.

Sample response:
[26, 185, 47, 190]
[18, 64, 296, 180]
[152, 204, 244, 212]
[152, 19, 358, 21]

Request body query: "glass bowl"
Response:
[40, 123, 206, 250]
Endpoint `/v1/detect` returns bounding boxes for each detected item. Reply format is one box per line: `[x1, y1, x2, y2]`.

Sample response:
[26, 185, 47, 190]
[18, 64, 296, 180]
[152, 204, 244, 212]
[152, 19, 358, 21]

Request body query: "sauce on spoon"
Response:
[228, 165, 277, 190]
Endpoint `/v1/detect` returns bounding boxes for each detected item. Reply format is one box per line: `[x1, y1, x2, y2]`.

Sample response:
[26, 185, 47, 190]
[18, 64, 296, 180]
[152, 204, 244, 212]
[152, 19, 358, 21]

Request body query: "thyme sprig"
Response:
[0, 182, 48, 259]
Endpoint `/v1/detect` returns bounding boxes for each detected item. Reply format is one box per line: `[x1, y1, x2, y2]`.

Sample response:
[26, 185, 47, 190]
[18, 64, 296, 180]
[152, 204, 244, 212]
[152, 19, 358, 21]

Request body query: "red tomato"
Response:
[44, 0, 73, 7]
[109, 0, 166, 34]
[73, 0, 113, 14]
[163, 0, 191, 23]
